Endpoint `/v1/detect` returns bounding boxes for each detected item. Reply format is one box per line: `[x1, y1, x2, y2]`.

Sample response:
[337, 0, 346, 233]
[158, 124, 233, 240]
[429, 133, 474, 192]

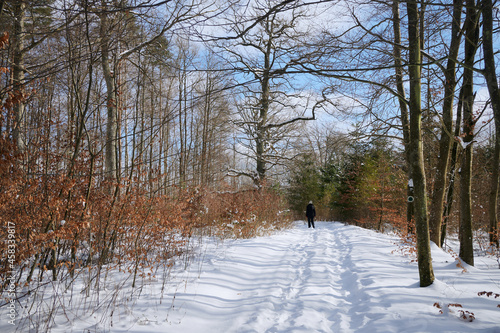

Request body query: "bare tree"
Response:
[3, 0, 72, 154]
[95, 0, 213, 182]
[482, 0, 500, 248]
[98, 2, 119, 182]
[428, 0, 463, 247]
[195, 51, 232, 187]
[406, 0, 435, 287]
[11, 0, 26, 153]
[391, 0, 414, 229]
[220, 1, 319, 186]
[459, 0, 480, 266]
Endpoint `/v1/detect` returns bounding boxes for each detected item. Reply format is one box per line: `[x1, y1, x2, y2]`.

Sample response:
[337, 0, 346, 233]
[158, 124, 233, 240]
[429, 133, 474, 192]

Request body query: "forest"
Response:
[1, 0, 500, 302]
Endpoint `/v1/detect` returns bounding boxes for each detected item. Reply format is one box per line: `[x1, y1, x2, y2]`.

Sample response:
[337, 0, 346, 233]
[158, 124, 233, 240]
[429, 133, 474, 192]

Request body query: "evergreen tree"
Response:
[287, 154, 321, 218]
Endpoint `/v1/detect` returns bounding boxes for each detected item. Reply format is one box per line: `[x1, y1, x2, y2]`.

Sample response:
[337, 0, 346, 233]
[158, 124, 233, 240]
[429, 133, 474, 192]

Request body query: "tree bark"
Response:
[441, 90, 463, 247]
[12, 0, 26, 153]
[406, 0, 434, 287]
[178, 65, 187, 187]
[428, 0, 463, 247]
[459, 0, 479, 266]
[99, 7, 118, 182]
[482, 0, 500, 248]
[392, 0, 413, 231]
[256, 30, 272, 187]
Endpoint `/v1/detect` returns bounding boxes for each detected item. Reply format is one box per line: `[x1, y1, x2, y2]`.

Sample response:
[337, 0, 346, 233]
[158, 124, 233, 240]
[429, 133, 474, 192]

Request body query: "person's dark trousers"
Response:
[308, 217, 315, 228]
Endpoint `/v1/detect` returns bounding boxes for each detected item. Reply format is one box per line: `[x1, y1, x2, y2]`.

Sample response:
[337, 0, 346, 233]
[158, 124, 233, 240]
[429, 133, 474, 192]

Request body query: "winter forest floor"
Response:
[2, 221, 500, 332]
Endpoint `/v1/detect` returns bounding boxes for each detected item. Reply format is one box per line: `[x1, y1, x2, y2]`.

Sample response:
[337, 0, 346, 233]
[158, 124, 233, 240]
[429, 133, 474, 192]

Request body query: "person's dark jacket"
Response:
[306, 203, 316, 218]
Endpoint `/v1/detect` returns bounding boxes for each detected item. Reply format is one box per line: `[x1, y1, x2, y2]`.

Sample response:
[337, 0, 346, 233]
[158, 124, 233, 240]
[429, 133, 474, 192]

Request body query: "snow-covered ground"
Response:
[3, 221, 500, 332]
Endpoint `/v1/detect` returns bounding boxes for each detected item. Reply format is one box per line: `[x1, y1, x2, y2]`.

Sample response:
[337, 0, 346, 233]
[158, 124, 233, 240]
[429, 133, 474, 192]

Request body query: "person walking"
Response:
[306, 201, 316, 228]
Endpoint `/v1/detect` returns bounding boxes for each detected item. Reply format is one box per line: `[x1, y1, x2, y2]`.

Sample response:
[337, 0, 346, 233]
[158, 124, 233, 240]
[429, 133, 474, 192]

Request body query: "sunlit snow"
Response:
[3, 222, 499, 332]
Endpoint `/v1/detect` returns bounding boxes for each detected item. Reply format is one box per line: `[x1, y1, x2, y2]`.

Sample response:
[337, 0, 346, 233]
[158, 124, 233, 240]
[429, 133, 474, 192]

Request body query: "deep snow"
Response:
[2, 221, 500, 332]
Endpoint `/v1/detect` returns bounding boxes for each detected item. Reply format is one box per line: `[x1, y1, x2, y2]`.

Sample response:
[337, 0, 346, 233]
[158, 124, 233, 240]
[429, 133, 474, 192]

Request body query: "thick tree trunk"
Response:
[256, 39, 272, 187]
[428, 0, 462, 247]
[406, 0, 434, 287]
[482, 0, 500, 248]
[459, 0, 479, 266]
[460, 141, 474, 265]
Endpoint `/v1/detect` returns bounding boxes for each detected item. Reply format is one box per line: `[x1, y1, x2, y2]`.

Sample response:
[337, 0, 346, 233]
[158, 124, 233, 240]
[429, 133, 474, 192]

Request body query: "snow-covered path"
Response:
[5, 222, 499, 333]
[146, 222, 499, 333]
[172, 223, 360, 332]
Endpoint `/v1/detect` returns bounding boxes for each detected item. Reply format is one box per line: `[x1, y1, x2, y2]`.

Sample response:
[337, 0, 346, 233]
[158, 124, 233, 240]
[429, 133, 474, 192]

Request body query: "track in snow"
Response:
[5, 222, 500, 333]
[165, 222, 381, 332]
[159, 222, 500, 333]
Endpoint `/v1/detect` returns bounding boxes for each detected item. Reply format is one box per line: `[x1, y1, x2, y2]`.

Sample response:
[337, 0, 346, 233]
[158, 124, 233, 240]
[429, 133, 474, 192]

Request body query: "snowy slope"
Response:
[3, 221, 500, 332]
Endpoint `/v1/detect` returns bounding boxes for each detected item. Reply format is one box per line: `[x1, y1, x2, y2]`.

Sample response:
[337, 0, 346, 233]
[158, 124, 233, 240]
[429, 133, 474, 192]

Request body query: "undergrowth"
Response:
[0, 139, 292, 332]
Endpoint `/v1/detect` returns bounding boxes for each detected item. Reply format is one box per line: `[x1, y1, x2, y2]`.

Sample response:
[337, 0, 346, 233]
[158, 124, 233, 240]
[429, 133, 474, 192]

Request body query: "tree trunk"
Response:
[201, 72, 212, 186]
[178, 68, 186, 187]
[428, 0, 462, 247]
[482, 0, 500, 248]
[392, 0, 413, 231]
[12, 0, 26, 153]
[459, 0, 479, 266]
[460, 139, 474, 265]
[406, 0, 434, 287]
[441, 90, 463, 247]
[256, 52, 271, 187]
[488, 138, 500, 248]
[100, 8, 118, 182]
